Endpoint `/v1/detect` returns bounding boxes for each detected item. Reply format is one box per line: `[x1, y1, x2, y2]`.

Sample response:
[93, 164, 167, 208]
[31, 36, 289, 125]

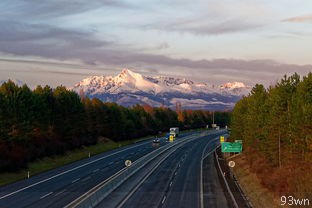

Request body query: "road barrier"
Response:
[65, 133, 202, 208]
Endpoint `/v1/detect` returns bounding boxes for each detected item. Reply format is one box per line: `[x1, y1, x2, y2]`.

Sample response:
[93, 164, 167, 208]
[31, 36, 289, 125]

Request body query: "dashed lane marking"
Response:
[40, 192, 53, 199]
[71, 178, 80, 183]
[162, 196, 167, 204]
[54, 189, 66, 196]
[92, 169, 99, 173]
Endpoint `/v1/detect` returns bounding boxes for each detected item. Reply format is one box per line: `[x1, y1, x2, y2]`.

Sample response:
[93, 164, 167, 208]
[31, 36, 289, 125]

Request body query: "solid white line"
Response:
[200, 136, 222, 208]
[40, 192, 53, 199]
[162, 196, 167, 204]
[115, 135, 202, 208]
[215, 151, 239, 208]
[0, 140, 151, 200]
[54, 189, 66, 196]
[72, 178, 80, 183]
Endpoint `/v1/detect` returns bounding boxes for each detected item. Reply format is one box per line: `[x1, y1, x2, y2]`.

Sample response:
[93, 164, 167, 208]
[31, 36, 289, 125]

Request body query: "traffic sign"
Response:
[221, 142, 242, 153]
[169, 135, 174, 142]
[235, 140, 243, 143]
[228, 161, 235, 167]
[125, 160, 132, 167]
[220, 136, 225, 143]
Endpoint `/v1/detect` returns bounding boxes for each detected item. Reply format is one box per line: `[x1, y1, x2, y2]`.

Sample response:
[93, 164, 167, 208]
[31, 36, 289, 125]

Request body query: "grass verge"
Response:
[230, 153, 291, 208]
[0, 128, 205, 187]
[0, 140, 132, 187]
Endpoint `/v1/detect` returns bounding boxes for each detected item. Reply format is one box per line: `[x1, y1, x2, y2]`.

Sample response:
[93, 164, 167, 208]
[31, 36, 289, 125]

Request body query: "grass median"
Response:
[0, 139, 134, 187]
[0, 128, 207, 187]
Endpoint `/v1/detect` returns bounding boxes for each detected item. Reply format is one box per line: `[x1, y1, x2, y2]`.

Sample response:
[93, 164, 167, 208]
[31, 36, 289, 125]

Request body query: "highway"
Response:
[95, 132, 229, 208]
[0, 131, 229, 208]
[0, 133, 186, 208]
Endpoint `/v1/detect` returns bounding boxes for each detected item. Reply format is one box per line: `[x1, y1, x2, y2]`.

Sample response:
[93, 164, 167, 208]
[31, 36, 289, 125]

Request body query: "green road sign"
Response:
[235, 140, 243, 143]
[221, 142, 242, 153]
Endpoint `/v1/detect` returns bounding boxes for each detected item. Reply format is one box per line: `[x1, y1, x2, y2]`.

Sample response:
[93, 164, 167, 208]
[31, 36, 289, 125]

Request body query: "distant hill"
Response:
[0, 79, 24, 86]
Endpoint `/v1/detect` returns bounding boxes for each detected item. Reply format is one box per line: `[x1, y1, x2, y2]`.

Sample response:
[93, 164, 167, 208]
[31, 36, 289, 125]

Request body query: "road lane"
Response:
[0, 135, 174, 208]
[118, 132, 228, 208]
[118, 141, 192, 208]
[202, 154, 229, 208]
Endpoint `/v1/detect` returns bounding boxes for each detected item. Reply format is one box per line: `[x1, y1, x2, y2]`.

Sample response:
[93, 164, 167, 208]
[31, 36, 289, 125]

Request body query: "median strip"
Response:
[65, 133, 202, 208]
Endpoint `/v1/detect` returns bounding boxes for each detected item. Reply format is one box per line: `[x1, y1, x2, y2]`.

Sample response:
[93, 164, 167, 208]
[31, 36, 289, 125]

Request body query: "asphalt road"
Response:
[202, 154, 229, 208]
[112, 132, 228, 208]
[0, 134, 190, 208]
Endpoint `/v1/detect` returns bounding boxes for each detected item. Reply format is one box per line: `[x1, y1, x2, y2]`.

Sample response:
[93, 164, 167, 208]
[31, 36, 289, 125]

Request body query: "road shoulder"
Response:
[227, 153, 291, 208]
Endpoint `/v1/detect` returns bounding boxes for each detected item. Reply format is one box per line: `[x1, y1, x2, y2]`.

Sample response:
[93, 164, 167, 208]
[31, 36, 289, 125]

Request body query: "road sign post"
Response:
[228, 161, 235, 167]
[220, 136, 225, 143]
[124, 160, 132, 167]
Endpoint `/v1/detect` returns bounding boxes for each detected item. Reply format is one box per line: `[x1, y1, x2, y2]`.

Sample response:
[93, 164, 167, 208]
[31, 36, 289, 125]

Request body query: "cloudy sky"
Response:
[0, 0, 312, 88]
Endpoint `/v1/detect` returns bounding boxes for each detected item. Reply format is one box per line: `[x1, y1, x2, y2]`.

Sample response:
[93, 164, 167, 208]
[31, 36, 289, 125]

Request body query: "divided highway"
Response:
[0, 131, 229, 208]
[0, 134, 191, 208]
[95, 131, 229, 208]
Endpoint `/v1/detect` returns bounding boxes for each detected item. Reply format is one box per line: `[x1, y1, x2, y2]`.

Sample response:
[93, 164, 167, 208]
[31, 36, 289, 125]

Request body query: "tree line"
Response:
[230, 72, 311, 197]
[0, 80, 230, 172]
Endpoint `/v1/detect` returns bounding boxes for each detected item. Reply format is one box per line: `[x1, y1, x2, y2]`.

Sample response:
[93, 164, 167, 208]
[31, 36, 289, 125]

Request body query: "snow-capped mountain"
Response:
[72, 69, 251, 110]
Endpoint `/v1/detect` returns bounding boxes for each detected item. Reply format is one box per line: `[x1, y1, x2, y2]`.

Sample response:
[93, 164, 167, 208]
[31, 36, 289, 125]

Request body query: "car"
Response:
[153, 138, 160, 143]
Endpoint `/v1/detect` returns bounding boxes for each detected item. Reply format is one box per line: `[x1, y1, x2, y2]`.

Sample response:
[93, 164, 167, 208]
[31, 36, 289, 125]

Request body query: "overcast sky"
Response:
[0, 0, 312, 88]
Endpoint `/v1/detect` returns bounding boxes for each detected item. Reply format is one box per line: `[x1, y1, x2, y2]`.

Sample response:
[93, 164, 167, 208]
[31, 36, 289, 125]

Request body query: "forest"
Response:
[0, 80, 230, 172]
[230, 72, 311, 198]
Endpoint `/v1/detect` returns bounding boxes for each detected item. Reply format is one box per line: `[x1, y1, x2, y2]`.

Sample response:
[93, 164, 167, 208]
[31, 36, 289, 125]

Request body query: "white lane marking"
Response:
[162, 196, 167, 204]
[109, 161, 114, 165]
[72, 178, 80, 183]
[54, 189, 66, 196]
[175, 172, 177, 176]
[170, 181, 173, 187]
[40, 192, 53, 199]
[82, 176, 91, 182]
[92, 169, 99, 173]
[0, 140, 151, 200]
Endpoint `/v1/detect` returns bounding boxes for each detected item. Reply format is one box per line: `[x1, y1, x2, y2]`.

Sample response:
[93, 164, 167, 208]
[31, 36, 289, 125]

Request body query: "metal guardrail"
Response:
[116, 135, 200, 208]
[215, 150, 239, 208]
[200, 132, 228, 208]
[65, 133, 201, 208]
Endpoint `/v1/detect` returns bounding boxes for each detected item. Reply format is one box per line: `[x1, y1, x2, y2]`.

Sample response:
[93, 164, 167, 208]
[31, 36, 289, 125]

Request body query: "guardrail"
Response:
[200, 133, 228, 208]
[215, 151, 239, 208]
[66, 133, 201, 208]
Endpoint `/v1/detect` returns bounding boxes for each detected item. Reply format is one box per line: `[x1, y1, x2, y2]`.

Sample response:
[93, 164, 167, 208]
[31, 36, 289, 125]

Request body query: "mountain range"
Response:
[72, 69, 251, 110]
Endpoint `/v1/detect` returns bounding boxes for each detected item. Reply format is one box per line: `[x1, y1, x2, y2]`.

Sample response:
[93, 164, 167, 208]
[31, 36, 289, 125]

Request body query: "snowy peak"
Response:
[115, 69, 142, 84]
[220, 82, 247, 89]
[115, 69, 156, 91]
[72, 69, 251, 110]
[73, 69, 250, 96]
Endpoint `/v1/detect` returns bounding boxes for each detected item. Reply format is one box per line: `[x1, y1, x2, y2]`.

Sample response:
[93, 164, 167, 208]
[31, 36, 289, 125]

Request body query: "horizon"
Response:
[1, 1, 312, 88]
[2, 68, 306, 90]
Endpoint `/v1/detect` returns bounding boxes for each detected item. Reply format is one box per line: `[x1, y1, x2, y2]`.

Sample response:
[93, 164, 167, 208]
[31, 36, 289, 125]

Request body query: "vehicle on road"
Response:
[153, 138, 160, 143]
[169, 127, 179, 138]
